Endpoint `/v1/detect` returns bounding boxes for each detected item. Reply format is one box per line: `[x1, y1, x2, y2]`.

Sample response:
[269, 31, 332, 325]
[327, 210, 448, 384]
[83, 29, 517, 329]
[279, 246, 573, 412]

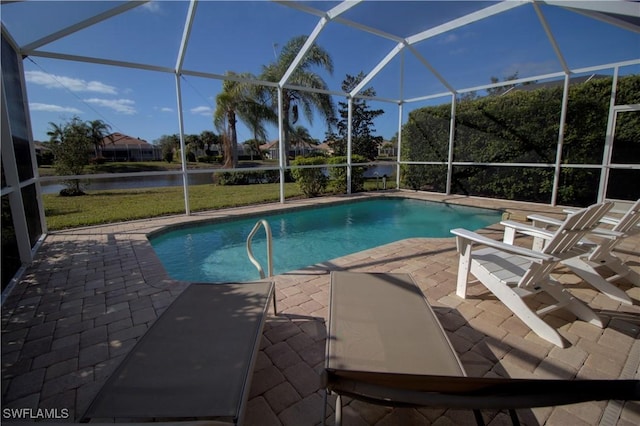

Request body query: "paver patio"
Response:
[2, 191, 639, 425]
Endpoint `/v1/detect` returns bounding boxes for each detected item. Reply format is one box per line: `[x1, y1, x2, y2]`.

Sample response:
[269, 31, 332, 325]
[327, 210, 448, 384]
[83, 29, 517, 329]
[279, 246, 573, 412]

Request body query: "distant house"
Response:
[100, 133, 162, 162]
[377, 140, 396, 157]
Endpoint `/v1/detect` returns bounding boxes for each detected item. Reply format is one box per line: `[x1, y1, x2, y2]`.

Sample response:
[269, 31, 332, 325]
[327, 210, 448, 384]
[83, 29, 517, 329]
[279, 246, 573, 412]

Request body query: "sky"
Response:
[2, 0, 639, 145]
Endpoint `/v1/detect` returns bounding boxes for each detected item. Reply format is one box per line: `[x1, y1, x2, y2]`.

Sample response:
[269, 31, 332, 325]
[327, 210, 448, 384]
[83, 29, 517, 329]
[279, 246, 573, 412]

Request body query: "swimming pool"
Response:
[149, 198, 502, 283]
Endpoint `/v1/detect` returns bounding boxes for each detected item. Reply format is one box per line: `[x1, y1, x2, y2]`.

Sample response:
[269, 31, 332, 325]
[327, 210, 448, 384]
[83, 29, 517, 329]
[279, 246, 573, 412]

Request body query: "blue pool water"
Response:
[149, 198, 501, 283]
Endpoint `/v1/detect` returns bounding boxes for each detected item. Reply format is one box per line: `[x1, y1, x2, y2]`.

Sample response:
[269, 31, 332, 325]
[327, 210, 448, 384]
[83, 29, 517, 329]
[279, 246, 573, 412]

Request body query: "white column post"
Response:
[175, 74, 190, 215]
[551, 73, 570, 206]
[278, 87, 286, 203]
[396, 102, 403, 189]
[597, 66, 620, 203]
[446, 94, 457, 195]
[346, 97, 353, 194]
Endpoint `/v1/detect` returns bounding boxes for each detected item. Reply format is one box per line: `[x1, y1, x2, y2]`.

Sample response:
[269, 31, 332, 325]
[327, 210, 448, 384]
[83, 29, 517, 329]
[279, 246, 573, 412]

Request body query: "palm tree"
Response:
[290, 125, 315, 156]
[87, 119, 112, 158]
[260, 35, 335, 164]
[214, 72, 275, 168]
[47, 121, 66, 144]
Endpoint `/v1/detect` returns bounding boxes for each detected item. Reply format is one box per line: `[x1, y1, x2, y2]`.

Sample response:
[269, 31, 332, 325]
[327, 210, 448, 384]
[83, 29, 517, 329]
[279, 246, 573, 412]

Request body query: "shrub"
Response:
[37, 150, 54, 166]
[196, 155, 218, 163]
[216, 170, 281, 185]
[327, 155, 368, 193]
[291, 157, 328, 197]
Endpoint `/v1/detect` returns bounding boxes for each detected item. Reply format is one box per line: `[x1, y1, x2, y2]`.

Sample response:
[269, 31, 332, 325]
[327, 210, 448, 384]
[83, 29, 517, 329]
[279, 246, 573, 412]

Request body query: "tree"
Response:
[260, 35, 335, 164]
[331, 72, 384, 160]
[46, 122, 66, 144]
[486, 72, 535, 97]
[214, 72, 274, 168]
[200, 130, 221, 155]
[87, 119, 113, 158]
[244, 138, 265, 160]
[290, 125, 316, 156]
[184, 134, 201, 162]
[47, 117, 94, 195]
[155, 134, 180, 163]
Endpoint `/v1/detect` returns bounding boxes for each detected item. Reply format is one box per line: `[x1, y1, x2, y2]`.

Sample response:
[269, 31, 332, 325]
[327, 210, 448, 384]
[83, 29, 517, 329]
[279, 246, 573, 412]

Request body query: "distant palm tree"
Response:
[46, 122, 66, 144]
[214, 72, 274, 168]
[290, 125, 315, 156]
[260, 35, 335, 165]
[87, 119, 112, 158]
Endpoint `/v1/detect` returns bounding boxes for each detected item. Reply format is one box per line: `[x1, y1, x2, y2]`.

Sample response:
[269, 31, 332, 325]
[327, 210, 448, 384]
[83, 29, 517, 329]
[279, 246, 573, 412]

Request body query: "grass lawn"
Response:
[43, 183, 303, 230]
[42, 179, 397, 230]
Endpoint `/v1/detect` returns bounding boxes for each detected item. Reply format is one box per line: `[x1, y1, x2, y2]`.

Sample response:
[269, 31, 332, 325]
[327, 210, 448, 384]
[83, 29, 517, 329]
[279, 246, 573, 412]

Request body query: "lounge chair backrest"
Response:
[516, 202, 613, 291]
[542, 202, 613, 256]
[612, 199, 640, 234]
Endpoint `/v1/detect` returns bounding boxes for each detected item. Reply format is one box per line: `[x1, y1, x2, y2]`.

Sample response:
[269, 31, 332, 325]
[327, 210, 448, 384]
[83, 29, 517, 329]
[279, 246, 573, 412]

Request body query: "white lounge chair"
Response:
[519, 199, 640, 305]
[451, 202, 613, 348]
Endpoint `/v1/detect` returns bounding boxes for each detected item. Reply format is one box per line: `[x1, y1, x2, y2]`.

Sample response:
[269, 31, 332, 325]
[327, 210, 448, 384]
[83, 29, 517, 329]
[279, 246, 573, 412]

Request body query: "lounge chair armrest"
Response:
[599, 216, 622, 226]
[501, 220, 556, 240]
[450, 228, 558, 262]
[589, 228, 626, 239]
[526, 214, 564, 228]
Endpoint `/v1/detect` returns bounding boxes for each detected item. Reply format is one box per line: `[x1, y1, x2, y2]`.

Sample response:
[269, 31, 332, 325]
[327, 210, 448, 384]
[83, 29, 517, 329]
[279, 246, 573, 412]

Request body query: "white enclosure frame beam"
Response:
[278, 87, 286, 203]
[346, 97, 353, 194]
[598, 66, 621, 203]
[533, 1, 570, 74]
[446, 94, 457, 195]
[396, 50, 405, 188]
[350, 41, 406, 97]
[406, 1, 528, 46]
[279, 1, 360, 87]
[542, 0, 640, 33]
[28, 50, 175, 73]
[1, 79, 32, 264]
[175, 75, 190, 215]
[21, 1, 149, 54]
[173, 0, 199, 214]
[407, 46, 456, 94]
[175, 0, 198, 73]
[396, 102, 403, 189]
[279, 16, 329, 87]
[551, 73, 570, 206]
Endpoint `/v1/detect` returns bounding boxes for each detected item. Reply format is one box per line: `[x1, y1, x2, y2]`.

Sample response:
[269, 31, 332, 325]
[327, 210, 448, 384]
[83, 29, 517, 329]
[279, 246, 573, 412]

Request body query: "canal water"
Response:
[40, 165, 396, 194]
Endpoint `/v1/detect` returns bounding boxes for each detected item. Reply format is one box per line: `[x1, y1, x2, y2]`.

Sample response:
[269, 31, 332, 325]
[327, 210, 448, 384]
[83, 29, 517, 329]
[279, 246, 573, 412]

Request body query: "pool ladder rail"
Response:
[246, 219, 277, 314]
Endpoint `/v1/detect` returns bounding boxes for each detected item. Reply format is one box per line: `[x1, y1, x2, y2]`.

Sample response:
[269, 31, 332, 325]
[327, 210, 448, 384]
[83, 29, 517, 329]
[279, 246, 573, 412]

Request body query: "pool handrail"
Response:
[247, 219, 277, 314]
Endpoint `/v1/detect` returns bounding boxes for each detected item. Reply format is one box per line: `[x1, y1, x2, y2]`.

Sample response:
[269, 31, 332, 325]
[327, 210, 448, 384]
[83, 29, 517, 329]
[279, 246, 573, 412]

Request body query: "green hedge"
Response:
[290, 157, 328, 197]
[401, 75, 640, 205]
[216, 170, 280, 185]
[327, 155, 368, 193]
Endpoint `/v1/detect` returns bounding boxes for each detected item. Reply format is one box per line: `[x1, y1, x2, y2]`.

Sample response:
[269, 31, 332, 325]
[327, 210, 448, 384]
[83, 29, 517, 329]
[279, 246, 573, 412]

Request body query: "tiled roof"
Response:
[103, 132, 151, 146]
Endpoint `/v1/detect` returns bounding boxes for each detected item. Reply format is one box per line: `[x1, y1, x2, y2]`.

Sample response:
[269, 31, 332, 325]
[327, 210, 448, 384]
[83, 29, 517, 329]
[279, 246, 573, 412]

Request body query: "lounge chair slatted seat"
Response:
[82, 282, 274, 425]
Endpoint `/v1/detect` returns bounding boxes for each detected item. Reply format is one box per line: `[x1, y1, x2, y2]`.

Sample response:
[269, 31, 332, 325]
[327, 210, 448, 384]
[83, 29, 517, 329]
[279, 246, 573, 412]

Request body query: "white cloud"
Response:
[190, 106, 212, 116]
[29, 103, 82, 114]
[141, 1, 161, 13]
[160, 107, 173, 113]
[84, 98, 136, 115]
[439, 34, 459, 44]
[25, 70, 118, 94]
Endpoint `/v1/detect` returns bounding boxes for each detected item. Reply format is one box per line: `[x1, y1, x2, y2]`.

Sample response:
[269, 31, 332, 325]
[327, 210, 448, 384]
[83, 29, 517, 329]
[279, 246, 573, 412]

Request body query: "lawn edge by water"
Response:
[43, 183, 304, 230]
